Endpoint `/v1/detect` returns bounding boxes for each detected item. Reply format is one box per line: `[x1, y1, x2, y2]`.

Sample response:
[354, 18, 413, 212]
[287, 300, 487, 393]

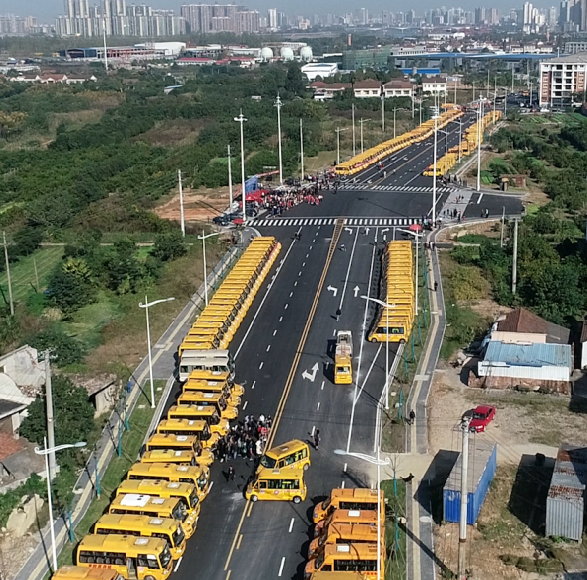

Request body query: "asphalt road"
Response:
[168, 114, 523, 580]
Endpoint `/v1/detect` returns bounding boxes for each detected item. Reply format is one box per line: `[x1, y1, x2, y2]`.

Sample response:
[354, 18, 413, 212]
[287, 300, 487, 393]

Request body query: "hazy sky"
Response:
[5, 0, 554, 23]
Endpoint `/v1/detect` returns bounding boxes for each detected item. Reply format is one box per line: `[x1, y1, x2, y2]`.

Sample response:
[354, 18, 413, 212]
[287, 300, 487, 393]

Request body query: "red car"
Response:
[468, 405, 496, 433]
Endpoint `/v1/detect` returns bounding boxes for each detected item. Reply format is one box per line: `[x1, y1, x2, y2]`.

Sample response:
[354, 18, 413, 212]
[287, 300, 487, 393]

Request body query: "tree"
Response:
[28, 326, 85, 367]
[284, 62, 306, 96]
[47, 258, 95, 316]
[151, 231, 188, 262]
[19, 375, 96, 446]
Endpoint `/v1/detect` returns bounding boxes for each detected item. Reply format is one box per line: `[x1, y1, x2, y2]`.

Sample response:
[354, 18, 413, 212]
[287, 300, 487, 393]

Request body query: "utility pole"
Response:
[352, 102, 356, 157]
[500, 206, 505, 247]
[457, 420, 470, 580]
[476, 100, 483, 192]
[493, 78, 497, 112]
[336, 127, 342, 165]
[393, 107, 397, 139]
[2, 232, 14, 316]
[102, 17, 108, 71]
[432, 107, 438, 226]
[381, 93, 385, 132]
[234, 110, 248, 225]
[359, 119, 370, 153]
[300, 119, 304, 179]
[512, 219, 519, 294]
[504, 86, 507, 117]
[275, 95, 283, 186]
[45, 353, 57, 479]
[227, 144, 233, 211]
[472, 81, 475, 104]
[178, 169, 185, 237]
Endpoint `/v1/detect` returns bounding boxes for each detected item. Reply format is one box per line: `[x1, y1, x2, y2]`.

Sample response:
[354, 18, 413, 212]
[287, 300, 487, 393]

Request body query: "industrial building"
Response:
[546, 443, 587, 542]
[472, 341, 573, 394]
[301, 63, 338, 81]
[444, 441, 497, 525]
[539, 53, 587, 110]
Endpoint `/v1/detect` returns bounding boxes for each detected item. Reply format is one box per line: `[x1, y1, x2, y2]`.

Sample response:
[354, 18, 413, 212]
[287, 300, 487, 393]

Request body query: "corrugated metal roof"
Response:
[484, 341, 572, 368]
[557, 443, 587, 465]
[548, 485, 584, 501]
[445, 441, 496, 492]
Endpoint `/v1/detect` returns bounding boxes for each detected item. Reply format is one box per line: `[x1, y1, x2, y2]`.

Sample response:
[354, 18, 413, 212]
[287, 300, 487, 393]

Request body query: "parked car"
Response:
[468, 405, 496, 433]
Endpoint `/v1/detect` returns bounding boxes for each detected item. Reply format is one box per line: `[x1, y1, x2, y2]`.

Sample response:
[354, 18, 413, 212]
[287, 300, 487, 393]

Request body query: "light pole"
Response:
[352, 102, 356, 157]
[381, 92, 385, 132]
[335, 127, 348, 165]
[432, 105, 439, 226]
[393, 107, 396, 139]
[234, 110, 248, 225]
[397, 229, 422, 315]
[476, 98, 484, 192]
[198, 231, 222, 306]
[227, 144, 233, 211]
[35, 439, 87, 572]
[334, 449, 388, 580]
[361, 296, 395, 411]
[139, 296, 175, 408]
[300, 118, 304, 179]
[275, 95, 283, 185]
[359, 118, 370, 154]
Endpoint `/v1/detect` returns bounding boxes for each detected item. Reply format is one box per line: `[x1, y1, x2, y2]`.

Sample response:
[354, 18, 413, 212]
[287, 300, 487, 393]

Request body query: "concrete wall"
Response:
[468, 370, 570, 394]
[491, 331, 546, 344]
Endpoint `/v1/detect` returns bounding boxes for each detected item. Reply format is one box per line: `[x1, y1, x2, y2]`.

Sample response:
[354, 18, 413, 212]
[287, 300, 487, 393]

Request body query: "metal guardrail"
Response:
[14, 239, 250, 580]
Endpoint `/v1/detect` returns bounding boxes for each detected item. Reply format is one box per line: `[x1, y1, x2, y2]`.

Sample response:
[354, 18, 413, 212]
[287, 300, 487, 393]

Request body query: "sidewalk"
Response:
[14, 232, 255, 580]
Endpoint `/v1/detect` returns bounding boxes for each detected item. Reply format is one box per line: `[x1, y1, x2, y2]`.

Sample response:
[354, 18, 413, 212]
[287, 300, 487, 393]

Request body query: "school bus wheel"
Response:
[250, 494, 258, 502]
[145, 576, 156, 580]
[400, 339, 406, 344]
[293, 496, 302, 504]
[370, 337, 378, 343]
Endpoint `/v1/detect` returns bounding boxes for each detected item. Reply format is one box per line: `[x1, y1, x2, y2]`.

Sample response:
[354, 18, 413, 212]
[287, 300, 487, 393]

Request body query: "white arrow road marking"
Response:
[302, 363, 319, 382]
[345, 228, 353, 234]
[327, 286, 338, 297]
[353, 286, 360, 297]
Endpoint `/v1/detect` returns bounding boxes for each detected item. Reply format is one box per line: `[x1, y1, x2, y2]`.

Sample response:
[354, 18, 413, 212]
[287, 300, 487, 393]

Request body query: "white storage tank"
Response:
[280, 47, 294, 61]
[300, 46, 313, 62]
[261, 47, 274, 61]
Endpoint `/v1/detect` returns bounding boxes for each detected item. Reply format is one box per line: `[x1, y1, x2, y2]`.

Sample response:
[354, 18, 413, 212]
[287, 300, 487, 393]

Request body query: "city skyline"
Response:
[1, 0, 561, 24]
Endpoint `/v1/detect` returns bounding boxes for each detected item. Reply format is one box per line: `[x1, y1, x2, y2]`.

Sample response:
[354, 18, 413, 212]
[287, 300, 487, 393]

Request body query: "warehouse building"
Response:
[471, 341, 573, 394]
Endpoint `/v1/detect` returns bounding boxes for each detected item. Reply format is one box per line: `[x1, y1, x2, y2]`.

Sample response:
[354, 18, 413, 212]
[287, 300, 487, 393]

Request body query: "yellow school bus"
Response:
[304, 543, 385, 580]
[127, 462, 210, 500]
[52, 568, 125, 580]
[94, 514, 186, 560]
[156, 419, 221, 452]
[140, 449, 197, 466]
[245, 467, 307, 503]
[313, 489, 383, 523]
[185, 370, 244, 398]
[178, 349, 234, 383]
[169, 403, 230, 438]
[309, 522, 383, 558]
[313, 510, 380, 538]
[116, 479, 200, 531]
[259, 440, 311, 472]
[145, 432, 214, 467]
[183, 377, 241, 407]
[176, 390, 238, 420]
[109, 494, 193, 538]
[76, 535, 173, 580]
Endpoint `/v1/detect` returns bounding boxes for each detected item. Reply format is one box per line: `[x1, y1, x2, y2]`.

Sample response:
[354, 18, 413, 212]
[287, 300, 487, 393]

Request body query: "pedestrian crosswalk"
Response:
[338, 184, 455, 193]
[250, 217, 424, 227]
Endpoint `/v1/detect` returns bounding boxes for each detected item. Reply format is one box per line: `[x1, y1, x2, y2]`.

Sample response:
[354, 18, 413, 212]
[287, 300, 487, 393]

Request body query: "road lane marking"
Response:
[333, 329, 336, 336]
[234, 237, 297, 359]
[236, 534, 243, 550]
[321, 381, 324, 390]
[222, 219, 344, 573]
[242, 401, 248, 410]
[284, 304, 289, 310]
[311, 425, 316, 436]
[306, 253, 309, 258]
[290, 291, 293, 297]
[289, 518, 295, 533]
[266, 345, 271, 352]
[259, 362, 264, 369]
[303, 262, 306, 267]
[278, 557, 286, 577]
[273, 329, 277, 336]
[337, 227, 360, 311]
[344, 463, 347, 472]
[225, 570, 231, 580]
[251, 380, 256, 390]
[341, 481, 345, 488]
[174, 556, 183, 572]
[317, 402, 320, 411]
[208, 481, 214, 493]
[279, 316, 283, 322]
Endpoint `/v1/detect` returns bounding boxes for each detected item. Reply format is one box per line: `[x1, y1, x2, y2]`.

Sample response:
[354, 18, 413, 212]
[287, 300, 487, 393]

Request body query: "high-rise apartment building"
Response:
[268, 8, 277, 28]
[181, 4, 259, 33]
[540, 53, 587, 109]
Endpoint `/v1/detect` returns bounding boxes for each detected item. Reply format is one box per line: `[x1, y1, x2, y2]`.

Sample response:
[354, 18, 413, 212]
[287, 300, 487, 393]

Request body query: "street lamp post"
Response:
[352, 103, 356, 157]
[359, 119, 370, 154]
[139, 296, 175, 408]
[334, 449, 388, 580]
[300, 118, 304, 179]
[381, 92, 385, 132]
[393, 107, 397, 139]
[361, 296, 395, 411]
[198, 231, 222, 306]
[476, 98, 484, 192]
[335, 127, 348, 165]
[234, 110, 248, 225]
[432, 106, 439, 226]
[35, 439, 87, 572]
[275, 95, 283, 185]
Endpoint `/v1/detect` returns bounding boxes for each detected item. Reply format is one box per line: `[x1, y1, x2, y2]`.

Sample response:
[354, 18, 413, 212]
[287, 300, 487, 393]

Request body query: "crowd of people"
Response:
[214, 414, 272, 463]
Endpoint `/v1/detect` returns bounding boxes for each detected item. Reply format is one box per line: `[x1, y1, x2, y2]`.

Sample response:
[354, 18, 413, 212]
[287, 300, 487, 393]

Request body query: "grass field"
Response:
[0, 246, 63, 303]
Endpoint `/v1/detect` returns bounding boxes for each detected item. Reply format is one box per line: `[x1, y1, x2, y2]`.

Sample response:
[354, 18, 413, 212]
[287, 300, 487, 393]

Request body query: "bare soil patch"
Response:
[155, 188, 231, 223]
[134, 119, 206, 147]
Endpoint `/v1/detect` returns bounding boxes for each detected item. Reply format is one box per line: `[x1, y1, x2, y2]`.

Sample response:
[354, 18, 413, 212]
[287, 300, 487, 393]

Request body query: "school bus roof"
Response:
[53, 567, 123, 580]
[254, 466, 306, 479]
[169, 403, 218, 417]
[328, 488, 382, 501]
[264, 439, 307, 460]
[128, 462, 206, 480]
[147, 433, 200, 446]
[324, 510, 379, 526]
[157, 418, 209, 430]
[116, 479, 193, 497]
[110, 494, 180, 512]
[78, 534, 167, 554]
[309, 573, 368, 580]
[140, 449, 195, 463]
[95, 513, 179, 534]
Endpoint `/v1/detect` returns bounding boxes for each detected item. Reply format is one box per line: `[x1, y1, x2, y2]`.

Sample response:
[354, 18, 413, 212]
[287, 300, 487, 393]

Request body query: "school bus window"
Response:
[259, 480, 267, 489]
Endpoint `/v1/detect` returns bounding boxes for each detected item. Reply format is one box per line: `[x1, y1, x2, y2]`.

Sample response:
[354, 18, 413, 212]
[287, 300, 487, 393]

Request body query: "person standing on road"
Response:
[314, 430, 320, 450]
[409, 410, 416, 425]
[434, 281, 438, 292]
[228, 465, 235, 481]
